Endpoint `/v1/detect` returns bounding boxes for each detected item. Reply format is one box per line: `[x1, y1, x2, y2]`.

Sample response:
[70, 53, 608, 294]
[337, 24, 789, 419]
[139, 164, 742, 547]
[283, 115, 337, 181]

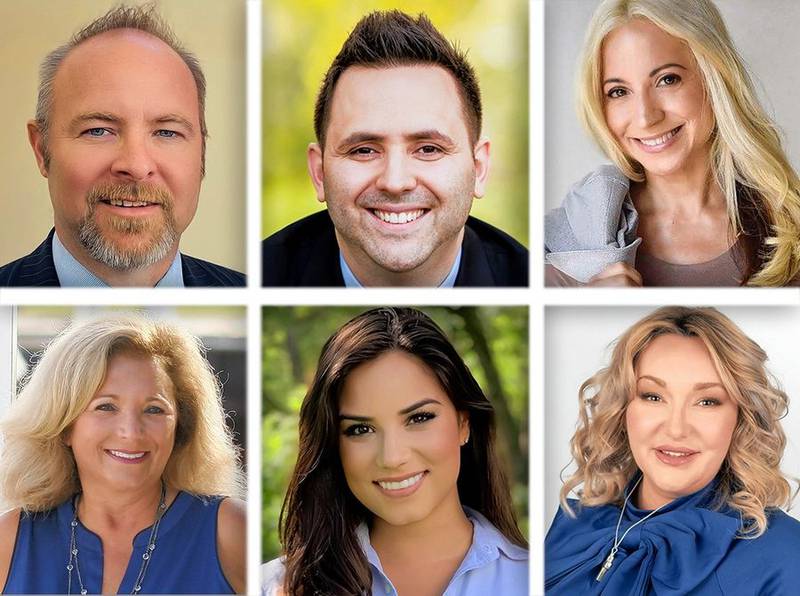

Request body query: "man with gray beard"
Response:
[0, 5, 244, 287]
[261, 11, 528, 287]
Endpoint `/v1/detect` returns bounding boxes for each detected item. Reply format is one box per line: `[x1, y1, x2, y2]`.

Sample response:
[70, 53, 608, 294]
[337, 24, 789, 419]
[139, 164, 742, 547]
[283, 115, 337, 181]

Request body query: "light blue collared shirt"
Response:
[52, 231, 184, 287]
[260, 507, 528, 596]
[340, 247, 462, 288]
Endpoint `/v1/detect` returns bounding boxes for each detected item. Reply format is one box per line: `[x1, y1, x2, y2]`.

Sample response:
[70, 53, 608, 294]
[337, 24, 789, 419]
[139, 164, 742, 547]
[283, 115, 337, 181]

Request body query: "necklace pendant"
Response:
[596, 552, 615, 581]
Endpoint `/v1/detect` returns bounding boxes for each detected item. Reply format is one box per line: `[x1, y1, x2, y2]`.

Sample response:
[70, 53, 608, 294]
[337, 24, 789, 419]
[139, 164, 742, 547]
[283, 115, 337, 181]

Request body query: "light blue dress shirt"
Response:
[260, 507, 528, 595]
[52, 231, 184, 287]
[340, 247, 463, 288]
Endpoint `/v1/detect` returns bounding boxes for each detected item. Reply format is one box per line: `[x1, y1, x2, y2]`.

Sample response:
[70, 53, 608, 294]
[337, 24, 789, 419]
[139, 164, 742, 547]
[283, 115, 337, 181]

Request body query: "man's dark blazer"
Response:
[262, 211, 528, 287]
[0, 229, 245, 287]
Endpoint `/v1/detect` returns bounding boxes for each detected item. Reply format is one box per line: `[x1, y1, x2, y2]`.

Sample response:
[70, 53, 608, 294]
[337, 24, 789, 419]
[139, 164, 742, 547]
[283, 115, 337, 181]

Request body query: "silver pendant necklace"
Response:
[595, 475, 667, 582]
[67, 481, 168, 595]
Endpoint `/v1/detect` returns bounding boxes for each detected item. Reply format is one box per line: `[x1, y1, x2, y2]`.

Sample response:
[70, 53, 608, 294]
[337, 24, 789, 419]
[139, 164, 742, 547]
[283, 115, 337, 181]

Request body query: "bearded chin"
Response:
[78, 211, 178, 271]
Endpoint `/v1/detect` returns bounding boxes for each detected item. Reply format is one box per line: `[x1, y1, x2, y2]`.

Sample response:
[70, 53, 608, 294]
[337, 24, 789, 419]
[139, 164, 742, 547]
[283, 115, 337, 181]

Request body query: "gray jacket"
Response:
[545, 165, 641, 283]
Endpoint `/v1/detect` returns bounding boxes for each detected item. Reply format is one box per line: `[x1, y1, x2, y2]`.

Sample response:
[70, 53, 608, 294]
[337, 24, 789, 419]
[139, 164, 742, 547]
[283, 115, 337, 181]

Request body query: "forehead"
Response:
[602, 18, 696, 76]
[100, 351, 175, 399]
[339, 350, 451, 413]
[635, 334, 721, 383]
[51, 28, 199, 126]
[326, 64, 470, 146]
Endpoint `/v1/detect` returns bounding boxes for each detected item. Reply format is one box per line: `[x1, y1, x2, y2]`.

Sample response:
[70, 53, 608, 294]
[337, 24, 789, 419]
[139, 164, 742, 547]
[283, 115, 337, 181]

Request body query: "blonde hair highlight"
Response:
[0, 315, 244, 512]
[578, 0, 800, 286]
[560, 306, 794, 538]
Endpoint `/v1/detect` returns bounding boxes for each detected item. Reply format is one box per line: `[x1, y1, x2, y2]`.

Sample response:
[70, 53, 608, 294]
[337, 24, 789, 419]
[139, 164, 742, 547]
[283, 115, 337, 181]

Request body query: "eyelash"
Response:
[638, 393, 721, 407]
[606, 73, 682, 99]
[81, 128, 181, 138]
[94, 403, 166, 414]
[342, 410, 438, 437]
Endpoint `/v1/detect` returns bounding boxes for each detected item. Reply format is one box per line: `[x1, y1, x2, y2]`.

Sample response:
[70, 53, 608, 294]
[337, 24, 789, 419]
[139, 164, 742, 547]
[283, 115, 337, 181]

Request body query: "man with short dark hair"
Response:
[0, 4, 245, 287]
[262, 11, 528, 287]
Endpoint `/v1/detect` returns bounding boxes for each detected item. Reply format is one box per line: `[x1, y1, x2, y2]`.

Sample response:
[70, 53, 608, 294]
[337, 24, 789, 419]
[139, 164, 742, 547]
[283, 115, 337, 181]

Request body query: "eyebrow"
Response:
[336, 130, 456, 150]
[69, 112, 194, 132]
[637, 376, 725, 391]
[92, 393, 174, 405]
[603, 63, 687, 86]
[339, 397, 442, 422]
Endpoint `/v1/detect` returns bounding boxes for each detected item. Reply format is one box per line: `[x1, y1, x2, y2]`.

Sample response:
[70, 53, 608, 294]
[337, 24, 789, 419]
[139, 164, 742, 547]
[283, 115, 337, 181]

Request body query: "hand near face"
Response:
[588, 262, 643, 286]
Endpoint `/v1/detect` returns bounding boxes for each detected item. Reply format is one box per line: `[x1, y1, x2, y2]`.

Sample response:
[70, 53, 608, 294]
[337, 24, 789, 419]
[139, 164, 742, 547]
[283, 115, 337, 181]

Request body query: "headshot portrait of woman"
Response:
[261, 306, 528, 595]
[545, 306, 800, 594]
[0, 314, 246, 594]
[544, 0, 800, 287]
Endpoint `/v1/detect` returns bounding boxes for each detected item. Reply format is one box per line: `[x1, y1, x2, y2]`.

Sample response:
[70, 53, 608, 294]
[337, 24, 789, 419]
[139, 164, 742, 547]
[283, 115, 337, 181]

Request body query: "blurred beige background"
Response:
[0, 0, 246, 272]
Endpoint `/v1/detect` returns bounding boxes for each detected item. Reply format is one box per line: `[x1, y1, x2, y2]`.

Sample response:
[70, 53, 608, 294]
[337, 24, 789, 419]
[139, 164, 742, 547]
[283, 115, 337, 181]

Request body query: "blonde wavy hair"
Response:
[578, 0, 800, 286]
[0, 315, 245, 512]
[560, 306, 794, 538]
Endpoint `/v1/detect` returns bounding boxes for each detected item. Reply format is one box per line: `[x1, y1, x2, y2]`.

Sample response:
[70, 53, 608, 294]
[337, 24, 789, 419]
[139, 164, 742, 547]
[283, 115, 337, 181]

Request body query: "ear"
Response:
[472, 137, 490, 199]
[307, 142, 326, 203]
[458, 411, 470, 446]
[62, 428, 72, 448]
[27, 120, 49, 178]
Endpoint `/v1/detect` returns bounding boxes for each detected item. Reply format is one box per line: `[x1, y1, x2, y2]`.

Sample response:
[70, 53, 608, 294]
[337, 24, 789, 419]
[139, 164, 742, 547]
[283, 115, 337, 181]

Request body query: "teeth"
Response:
[661, 450, 692, 457]
[107, 199, 150, 207]
[639, 127, 679, 147]
[374, 209, 424, 224]
[378, 472, 424, 491]
[109, 450, 145, 460]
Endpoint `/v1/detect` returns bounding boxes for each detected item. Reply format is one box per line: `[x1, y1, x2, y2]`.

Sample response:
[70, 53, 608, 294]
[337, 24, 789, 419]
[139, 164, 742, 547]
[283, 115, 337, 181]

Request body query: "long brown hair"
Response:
[280, 307, 525, 595]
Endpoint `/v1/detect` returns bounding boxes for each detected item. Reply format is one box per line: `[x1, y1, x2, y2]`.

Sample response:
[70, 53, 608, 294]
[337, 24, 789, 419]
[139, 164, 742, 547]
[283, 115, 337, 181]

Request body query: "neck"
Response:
[54, 224, 178, 287]
[76, 480, 171, 536]
[337, 229, 463, 287]
[369, 490, 472, 563]
[633, 155, 725, 219]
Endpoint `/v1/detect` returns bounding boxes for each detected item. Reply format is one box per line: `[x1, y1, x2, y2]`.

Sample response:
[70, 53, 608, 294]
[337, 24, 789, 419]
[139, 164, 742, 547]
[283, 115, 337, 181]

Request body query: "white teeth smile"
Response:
[638, 126, 681, 147]
[108, 450, 146, 460]
[660, 450, 693, 457]
[377, 472, 424, 491]
[373, 209, 425, 224]
[106, 199, 151, 207]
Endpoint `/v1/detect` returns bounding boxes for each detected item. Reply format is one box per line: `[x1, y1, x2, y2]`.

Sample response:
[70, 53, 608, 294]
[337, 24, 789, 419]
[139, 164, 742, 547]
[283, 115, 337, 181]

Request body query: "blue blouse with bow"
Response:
[545, 479, 800, 595]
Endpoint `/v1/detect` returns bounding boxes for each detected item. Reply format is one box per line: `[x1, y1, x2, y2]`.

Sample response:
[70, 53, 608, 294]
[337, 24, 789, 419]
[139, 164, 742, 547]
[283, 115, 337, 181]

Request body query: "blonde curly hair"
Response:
[560, 306, 794, 538]
[578, 0, 800, 286]
[0, 315, 244, 512]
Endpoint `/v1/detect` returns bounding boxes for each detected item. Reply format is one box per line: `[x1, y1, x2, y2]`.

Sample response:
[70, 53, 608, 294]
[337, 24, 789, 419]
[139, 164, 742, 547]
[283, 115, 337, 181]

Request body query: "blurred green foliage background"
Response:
[262, 306, 529, 560]
[262, 0, 529, 246]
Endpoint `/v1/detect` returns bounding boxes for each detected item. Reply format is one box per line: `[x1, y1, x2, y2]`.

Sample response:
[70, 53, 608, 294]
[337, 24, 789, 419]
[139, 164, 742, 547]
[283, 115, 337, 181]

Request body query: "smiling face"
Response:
[65, 351, 177, 493]
[338, 350, 469, 528]
[625, 334, 738, 509]
[601, 19, 715, 178]
[30, 29, 203, 272]
[308, 65, 489, 285]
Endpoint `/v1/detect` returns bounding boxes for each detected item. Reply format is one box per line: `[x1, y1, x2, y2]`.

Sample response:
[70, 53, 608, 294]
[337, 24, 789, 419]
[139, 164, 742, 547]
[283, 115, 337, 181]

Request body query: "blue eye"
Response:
[84, 128, 109, 137]
[155, 129, 178, 138]
[145, 405, 166, 414]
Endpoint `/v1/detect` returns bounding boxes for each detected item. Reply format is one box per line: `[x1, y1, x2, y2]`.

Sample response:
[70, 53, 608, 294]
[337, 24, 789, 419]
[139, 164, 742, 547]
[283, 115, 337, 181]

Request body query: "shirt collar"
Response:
[52, 231, 184, 287]
[340, 246, 462, 288]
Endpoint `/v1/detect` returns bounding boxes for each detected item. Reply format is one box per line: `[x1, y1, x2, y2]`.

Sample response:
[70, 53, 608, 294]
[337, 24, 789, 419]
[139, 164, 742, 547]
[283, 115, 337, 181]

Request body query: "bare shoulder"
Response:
[217, 498, 246, 593]
[0, 508, 22, 591]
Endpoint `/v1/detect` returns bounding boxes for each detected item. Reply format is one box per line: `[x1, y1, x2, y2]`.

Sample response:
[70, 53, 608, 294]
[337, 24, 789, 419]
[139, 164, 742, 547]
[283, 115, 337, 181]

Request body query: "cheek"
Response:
[603, 103, 629, 141]
[339, 439, 373, 484]
[625, 403, 655, 450]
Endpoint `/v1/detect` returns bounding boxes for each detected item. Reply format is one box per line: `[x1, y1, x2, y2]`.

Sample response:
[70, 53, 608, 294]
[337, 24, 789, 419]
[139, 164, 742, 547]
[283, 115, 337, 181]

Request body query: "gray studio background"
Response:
[545, 0, 800, 210]
[545, 306, 800, 525]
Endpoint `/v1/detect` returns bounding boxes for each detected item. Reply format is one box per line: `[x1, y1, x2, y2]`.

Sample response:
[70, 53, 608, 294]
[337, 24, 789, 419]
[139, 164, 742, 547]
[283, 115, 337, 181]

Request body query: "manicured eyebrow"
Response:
[637, 375, 666, 387]
[339, 398, 443, 422]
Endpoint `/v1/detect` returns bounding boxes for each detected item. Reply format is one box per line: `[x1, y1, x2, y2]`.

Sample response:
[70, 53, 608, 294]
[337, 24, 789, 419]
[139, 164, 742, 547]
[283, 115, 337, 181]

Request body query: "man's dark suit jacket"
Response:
[262, 211, 528, 287]
[0, 229, 245, 287]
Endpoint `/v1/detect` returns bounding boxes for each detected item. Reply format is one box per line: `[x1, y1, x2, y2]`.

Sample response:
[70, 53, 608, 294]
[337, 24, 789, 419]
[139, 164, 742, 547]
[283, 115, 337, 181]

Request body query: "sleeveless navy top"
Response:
[3, 491, 234, 594]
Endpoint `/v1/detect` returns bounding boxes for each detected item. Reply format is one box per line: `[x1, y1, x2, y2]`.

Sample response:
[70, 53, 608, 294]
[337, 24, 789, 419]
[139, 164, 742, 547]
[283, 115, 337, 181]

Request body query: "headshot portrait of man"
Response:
[261, 10, 529, 287]
[0, 2, 245, 287]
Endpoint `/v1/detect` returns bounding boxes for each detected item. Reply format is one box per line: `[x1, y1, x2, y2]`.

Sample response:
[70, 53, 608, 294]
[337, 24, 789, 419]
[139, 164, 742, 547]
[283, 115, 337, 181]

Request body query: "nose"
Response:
[111, 134, 156, 181]
[377, 430, 410, 469]
[665, 404, 689, 439]
[375, 149, 417, 195]
[117, 409, 145, 440]
[635, 89, 664, 129]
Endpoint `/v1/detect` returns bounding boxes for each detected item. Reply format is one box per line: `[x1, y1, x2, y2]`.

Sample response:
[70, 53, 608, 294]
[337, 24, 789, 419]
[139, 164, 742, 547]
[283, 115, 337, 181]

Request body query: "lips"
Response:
[105, 449, 148, 463]
[373, 471, 427, 496]
[633, 125, 683, 152]
[371, 208, 427, 225]
[654, 445, 699, 466]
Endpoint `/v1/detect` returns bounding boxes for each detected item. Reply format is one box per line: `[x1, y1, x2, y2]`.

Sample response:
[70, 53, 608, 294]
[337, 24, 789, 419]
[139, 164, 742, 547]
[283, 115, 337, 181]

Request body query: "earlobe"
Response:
[27, 120, 49, 178]
[472, 138, 490, 199]
[458, 411, 470, 446]
[307, 143, 326, 203]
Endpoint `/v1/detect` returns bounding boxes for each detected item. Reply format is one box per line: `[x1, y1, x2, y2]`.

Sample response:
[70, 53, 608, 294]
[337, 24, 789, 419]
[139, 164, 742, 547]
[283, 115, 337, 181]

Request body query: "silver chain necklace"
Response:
[595, 475, 668, 582]
[67, 481, 168, 595]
